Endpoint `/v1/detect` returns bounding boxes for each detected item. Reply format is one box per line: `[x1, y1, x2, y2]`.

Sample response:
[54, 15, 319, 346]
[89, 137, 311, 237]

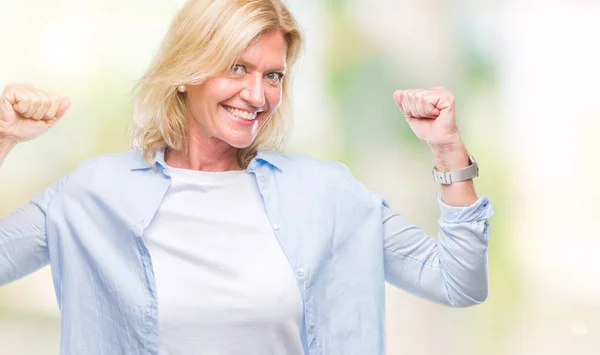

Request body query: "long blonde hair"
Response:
[131, 0, 303, 168]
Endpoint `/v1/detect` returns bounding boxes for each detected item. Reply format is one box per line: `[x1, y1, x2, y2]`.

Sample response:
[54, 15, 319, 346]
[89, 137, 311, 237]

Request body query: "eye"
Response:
[231, 64, 246, 75]
[265, 72, 284, 84]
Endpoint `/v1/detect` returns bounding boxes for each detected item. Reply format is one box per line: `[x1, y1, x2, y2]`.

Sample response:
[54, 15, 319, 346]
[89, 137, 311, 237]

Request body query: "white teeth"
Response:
[224, 106, 257, 120]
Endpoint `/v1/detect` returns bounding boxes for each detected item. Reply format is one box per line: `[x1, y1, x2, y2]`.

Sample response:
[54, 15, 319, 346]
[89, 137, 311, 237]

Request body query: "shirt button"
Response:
[296, 268, 304, 277]
[259, 175, 267, 182]
[272, 223, 280, 230]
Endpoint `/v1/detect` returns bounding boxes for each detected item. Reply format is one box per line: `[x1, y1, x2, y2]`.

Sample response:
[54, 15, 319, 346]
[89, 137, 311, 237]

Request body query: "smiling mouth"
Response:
[222, 105, 260, 121]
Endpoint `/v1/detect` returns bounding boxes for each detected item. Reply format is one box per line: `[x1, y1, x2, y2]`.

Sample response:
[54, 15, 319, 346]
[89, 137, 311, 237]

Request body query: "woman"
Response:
[0, 0, 493, 354]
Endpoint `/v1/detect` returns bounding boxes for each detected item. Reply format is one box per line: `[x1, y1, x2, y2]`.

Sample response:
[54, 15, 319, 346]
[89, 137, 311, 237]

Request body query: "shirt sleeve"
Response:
[383, 193, 494, 307]
[0, 174, 69, 286]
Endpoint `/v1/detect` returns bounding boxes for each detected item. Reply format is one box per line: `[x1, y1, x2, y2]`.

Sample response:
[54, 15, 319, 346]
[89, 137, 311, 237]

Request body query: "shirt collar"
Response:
[129, 147, 167, 171]
[254, 150, 285, 171]
[129, 147, 285, 172]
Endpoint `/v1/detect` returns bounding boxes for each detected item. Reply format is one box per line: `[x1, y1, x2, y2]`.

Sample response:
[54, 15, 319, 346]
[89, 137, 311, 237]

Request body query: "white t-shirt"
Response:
[144, 165, 304, 355]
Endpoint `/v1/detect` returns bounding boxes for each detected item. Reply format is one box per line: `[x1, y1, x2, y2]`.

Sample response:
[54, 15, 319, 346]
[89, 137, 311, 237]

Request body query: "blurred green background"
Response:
[1, 0, 599, 354]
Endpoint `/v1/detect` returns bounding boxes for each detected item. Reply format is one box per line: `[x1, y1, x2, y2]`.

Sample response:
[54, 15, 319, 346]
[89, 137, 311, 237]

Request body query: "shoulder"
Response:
[261, 151, 373, 200]
[32, 149, 146, 211]
[74, 149, 147, 174]
[66, 149, 147, 181]
[261, 151, 350, 178]
[57, 148, 148, 196]
[270, 153, 385, 221]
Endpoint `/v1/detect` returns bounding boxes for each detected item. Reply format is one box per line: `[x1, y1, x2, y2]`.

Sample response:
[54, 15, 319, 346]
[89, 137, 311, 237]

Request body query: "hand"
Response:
[393, 86, 461, 148]
[0, 83, 71, 144]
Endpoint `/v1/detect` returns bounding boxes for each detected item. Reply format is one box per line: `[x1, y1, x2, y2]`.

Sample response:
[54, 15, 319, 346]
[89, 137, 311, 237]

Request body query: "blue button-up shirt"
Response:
[0, 148, 493, 355]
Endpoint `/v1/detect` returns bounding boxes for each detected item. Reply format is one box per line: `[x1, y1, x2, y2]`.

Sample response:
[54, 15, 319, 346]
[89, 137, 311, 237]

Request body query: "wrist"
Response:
[430, 140, 470, 172]
[0, 138, 18, 152]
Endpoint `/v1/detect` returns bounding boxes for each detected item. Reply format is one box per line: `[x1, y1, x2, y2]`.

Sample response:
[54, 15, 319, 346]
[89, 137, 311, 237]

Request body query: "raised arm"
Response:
[0, 83, 71, 285]
[383, 86, 494, 307]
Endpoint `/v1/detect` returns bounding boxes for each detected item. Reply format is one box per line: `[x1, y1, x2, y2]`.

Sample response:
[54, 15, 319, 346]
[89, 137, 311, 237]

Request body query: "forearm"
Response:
[431, 138, 478, 207]
[0, 139, 16, 169]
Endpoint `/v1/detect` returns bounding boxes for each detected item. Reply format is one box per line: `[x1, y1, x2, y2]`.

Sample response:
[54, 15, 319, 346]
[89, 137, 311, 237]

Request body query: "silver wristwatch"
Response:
[432, 154, 479, 184]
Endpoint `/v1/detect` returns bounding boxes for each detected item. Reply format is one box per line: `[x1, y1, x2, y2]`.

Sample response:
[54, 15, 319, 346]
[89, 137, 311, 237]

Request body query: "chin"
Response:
[223, 135, 256, 149]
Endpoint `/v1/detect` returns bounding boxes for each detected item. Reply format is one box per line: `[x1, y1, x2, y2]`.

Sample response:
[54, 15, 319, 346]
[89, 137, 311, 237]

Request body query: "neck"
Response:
[165, 137, 241, 172]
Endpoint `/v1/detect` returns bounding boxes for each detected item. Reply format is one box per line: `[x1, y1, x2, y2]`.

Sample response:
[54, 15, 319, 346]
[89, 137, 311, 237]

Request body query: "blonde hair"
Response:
[131, 0, 303, 168]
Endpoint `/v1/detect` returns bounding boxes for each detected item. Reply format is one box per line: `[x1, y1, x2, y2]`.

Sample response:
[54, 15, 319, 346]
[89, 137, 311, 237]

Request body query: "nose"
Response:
[239, 74, 266, 108]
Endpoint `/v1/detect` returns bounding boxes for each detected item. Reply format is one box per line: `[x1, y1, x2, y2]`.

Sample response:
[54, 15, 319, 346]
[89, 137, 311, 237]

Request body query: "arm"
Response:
[385, 86, 493, 306]
[393, 86, 478, 208]
[0, 139, 16, 169]
[432, 140, 477, 207]
[0, 173, 70, 286]
[0, 203, 50, 286]
[383, 195, 493, 307]
[0, 83, 71, 285]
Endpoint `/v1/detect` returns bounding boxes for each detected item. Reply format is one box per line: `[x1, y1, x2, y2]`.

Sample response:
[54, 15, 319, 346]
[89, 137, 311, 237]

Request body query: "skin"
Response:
[0, 33, 477, 206]
[394, 87, 478, 206]
[0, 83, 70, 168]
[166, 30, 288, 172]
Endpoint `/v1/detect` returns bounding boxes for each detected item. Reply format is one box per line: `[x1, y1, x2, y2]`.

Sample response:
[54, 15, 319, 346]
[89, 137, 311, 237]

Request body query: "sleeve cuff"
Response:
[437, 193, 494, 223]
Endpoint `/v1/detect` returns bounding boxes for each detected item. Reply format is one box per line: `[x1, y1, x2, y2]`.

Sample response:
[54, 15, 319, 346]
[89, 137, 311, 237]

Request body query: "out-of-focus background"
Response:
[1, 0, 599, 354]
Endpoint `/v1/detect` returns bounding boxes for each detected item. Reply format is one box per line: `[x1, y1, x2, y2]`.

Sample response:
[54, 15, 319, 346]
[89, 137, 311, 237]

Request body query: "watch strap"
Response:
[432, 154, 479, 185]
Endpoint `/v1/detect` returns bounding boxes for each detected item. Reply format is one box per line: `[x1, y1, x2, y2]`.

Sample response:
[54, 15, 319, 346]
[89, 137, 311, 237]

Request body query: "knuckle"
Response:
[16, 102, 29, 112]
[7, 83, 29, 94]
[4, 83, 20, 91]
[32, 97, 43, 105]
[46, 107, 59, 118]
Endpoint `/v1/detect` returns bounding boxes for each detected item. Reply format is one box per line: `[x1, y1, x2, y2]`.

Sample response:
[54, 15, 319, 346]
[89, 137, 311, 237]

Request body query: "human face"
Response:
[184, 30, 287, 149]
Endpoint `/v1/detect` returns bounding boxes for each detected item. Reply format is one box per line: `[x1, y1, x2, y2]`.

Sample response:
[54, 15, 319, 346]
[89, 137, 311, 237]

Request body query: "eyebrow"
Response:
[237, 59, 286, 73]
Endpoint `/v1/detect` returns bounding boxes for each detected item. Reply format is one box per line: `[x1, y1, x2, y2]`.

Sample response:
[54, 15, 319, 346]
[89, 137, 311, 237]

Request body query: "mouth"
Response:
[222, 104, 262, 126]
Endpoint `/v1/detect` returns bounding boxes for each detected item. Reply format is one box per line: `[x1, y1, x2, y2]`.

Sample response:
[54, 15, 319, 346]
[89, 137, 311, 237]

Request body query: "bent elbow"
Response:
[446, 284, 489, 308]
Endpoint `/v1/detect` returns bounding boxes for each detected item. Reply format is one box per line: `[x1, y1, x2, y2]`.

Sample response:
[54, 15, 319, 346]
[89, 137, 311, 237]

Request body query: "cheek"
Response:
[266, 87, 283, 112]
[185, 91, 206, 116]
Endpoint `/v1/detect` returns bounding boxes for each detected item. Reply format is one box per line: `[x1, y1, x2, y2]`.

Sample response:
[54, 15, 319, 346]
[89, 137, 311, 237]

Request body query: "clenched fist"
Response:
[0, 83, 71, 144]
[393, 86, 461, 147]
